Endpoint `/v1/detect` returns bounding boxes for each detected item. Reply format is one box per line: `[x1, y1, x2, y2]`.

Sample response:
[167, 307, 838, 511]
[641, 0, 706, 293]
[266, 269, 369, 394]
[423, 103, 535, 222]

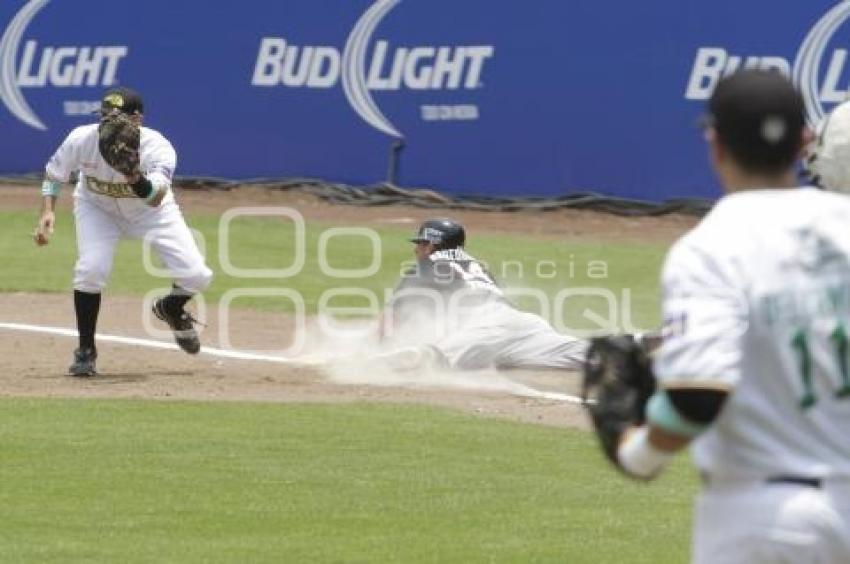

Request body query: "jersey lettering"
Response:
[791, 321, 850, 409]
[447, 260, 501, 294]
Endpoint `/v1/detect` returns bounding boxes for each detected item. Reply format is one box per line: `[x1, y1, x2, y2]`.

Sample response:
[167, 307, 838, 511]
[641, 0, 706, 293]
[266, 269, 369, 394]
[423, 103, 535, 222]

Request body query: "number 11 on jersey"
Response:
[791, 323, 850, 409]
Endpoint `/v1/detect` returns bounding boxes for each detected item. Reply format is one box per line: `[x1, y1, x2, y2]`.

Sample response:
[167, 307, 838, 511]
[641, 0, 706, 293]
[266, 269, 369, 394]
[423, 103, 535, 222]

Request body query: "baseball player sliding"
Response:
[381, 218, 587, 371]
[583, 70, 850, 563]
[33, 87, 213, 377]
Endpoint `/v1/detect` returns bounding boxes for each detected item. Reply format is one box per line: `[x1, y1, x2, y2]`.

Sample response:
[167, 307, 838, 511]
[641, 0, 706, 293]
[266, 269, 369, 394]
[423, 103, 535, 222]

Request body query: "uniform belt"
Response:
[85, 178, 136, 198]
[765, 475, 821, 488]
[765, 476, 823, 489]
[701, 472, 822, 489]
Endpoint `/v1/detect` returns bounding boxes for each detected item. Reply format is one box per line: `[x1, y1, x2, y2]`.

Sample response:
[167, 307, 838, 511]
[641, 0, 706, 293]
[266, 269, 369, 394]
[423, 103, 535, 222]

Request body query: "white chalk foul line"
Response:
[0, 322, 587, 404]
[0, 322, 323, 366]
[516, 387, 588, 405]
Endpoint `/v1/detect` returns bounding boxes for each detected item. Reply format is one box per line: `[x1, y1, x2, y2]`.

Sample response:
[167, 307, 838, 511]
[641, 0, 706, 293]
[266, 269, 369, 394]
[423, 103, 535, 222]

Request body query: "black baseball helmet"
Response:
[410, 218, 466, 250]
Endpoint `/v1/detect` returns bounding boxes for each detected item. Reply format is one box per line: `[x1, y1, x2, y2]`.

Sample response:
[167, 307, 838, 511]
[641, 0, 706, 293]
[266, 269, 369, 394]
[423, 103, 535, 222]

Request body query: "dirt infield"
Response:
[1, 183, 698, 427]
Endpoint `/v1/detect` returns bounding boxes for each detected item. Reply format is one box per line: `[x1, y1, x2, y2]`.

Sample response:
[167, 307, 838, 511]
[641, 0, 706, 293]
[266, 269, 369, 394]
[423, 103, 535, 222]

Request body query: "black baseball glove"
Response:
[98, 109, 140, 178]
[582, 335, 657, 471]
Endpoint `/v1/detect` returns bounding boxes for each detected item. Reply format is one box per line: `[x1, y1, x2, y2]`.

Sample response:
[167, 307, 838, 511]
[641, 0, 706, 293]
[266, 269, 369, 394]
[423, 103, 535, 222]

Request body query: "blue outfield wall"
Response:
[0, 0, 848, 200]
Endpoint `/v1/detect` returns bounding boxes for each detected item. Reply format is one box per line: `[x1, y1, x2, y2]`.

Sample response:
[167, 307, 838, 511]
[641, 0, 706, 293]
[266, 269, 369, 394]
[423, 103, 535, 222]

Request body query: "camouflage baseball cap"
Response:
[99, 87, 144, 116]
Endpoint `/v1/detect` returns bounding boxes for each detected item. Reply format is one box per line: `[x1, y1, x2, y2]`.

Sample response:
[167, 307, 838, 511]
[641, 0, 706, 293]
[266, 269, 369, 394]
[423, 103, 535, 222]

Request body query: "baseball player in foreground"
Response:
[33, 87, 213, 376]
[381, 218, 587, 371]
[583, 69, 850, 563]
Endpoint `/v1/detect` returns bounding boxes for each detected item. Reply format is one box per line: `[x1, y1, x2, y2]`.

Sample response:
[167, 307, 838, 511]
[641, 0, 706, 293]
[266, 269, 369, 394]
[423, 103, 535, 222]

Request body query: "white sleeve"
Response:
[44, 128, 83, 182]
[653, 240, 748, 391]
[141, 132, 176, 189]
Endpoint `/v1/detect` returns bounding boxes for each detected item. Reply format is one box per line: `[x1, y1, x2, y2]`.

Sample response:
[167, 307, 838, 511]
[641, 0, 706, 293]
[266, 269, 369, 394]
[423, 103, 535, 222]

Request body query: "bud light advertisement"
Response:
[0, 0, 847, 200]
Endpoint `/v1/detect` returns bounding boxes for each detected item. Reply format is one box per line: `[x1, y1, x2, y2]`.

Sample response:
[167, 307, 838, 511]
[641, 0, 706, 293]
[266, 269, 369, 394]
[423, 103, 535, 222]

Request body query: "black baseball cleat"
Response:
[152, 298, 201, 354]
[69, 347, 97, 377]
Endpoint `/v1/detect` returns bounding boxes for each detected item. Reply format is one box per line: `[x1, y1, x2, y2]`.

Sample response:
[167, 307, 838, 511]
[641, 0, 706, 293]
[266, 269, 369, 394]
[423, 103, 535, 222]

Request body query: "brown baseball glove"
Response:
[98, 109, 140, 178]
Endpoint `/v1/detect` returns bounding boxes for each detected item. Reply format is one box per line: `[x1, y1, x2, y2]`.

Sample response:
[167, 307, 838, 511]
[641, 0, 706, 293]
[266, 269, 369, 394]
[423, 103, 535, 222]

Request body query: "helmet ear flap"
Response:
[454, 225, 466, 248]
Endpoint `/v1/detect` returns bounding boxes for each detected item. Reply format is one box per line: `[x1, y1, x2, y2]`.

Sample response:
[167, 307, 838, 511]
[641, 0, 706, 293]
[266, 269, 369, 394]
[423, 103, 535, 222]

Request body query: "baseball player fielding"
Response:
[34, 87, 213, 377]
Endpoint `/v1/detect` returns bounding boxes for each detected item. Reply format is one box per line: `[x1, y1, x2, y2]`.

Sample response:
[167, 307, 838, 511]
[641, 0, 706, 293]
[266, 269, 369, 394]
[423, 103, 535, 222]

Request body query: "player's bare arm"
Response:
[33, 178, 61, 246]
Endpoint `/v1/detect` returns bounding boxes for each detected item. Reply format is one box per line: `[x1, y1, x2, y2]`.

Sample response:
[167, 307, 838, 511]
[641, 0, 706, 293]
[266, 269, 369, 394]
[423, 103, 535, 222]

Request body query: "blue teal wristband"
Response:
[41, 180, 60, 197]
[646, 390, 707, 438]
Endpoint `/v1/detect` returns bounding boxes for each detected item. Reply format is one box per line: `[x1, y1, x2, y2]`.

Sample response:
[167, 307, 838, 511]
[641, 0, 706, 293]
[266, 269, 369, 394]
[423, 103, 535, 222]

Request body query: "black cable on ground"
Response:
[0, 174, 712, 217]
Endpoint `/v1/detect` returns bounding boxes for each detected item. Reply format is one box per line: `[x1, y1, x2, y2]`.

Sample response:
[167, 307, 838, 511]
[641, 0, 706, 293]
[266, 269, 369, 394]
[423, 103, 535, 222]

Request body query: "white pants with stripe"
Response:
[433, 301, 587, 370]
[693, 480, 850, 564]
[72, 190, 212, 294]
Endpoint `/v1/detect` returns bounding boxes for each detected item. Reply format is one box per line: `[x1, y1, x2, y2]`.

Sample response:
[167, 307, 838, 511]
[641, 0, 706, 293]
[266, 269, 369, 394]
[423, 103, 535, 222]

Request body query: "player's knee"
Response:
[176, 265, 213, 293]
[73, 261, 110, 292]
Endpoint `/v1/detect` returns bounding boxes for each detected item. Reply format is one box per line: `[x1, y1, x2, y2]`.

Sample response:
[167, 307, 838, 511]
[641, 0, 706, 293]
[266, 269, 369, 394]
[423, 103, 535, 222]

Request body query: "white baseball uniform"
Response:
[386, 248, 586, 370]
[655, 187, 850, 564]
[45, 123, 212, 294]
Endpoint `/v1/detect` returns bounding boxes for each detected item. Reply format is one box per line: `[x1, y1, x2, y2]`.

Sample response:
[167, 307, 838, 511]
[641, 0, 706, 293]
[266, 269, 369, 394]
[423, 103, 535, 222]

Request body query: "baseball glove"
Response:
[98, 109, 140, 178]
[582, 335, 657, 470]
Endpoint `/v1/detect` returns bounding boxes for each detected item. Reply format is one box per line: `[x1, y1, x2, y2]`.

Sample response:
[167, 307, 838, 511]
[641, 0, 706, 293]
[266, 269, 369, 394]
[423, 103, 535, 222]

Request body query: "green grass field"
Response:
[2, 209, 665, 331]
[0, 207, 696, 562]
[0, 399, 696, 563]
